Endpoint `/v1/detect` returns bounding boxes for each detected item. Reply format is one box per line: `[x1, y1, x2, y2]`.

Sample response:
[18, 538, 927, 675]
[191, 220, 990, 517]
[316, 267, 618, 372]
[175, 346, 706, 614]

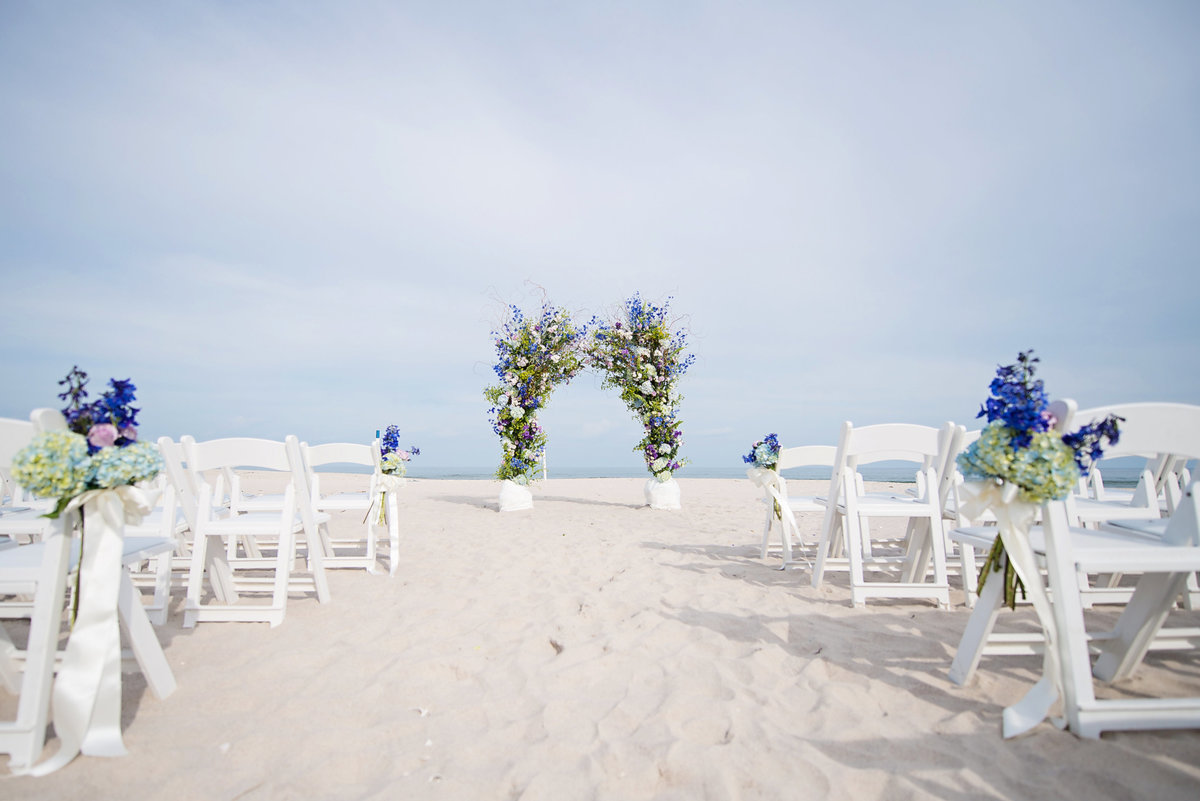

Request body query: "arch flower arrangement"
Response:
[484, 303, 588, 502]
[588, 294, 695, 503]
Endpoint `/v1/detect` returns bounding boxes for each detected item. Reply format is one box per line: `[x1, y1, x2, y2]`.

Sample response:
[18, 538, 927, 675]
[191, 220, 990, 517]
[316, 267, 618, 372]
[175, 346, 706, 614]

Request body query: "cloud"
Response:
[2, 2, 1198, 469]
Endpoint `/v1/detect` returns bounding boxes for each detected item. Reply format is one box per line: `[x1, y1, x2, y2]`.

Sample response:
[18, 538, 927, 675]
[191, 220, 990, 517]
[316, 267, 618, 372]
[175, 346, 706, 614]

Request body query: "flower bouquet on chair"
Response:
[743, 433, 782, 519]
[373, 425, 418, 525]
[9, 366, 163, 774]
[956, 350, 1121, 608]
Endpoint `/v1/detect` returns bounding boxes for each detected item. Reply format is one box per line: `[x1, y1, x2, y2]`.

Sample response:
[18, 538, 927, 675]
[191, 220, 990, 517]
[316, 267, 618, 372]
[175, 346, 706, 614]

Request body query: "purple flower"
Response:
[88, 423, 119, 449]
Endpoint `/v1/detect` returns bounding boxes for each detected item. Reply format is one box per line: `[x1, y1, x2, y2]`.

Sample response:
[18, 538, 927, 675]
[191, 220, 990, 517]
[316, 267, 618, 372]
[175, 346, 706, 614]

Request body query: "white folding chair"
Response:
[747, 445, 837, 569]
[0, 516, 70, 771]
[300, 441, 397, 575]
[178, 436, 330, 628]
[1, 514, 177, 771]
[0, 417, 36, 508]
[812, 421, 959, 608]
[1068, 403, 1200, 527]
[949, 402, 1200, 688]
[1, 408, 179, 627]
[1015, 487, 1200, 737]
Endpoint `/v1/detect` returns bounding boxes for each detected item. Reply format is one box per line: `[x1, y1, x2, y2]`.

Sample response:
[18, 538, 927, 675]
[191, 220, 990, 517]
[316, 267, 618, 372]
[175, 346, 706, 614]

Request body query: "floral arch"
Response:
[484, 294, 695, 510]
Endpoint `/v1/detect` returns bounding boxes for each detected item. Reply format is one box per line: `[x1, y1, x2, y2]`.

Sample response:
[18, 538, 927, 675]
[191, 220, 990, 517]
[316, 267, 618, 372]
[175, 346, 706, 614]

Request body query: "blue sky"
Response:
[2, 1, 1198, 472]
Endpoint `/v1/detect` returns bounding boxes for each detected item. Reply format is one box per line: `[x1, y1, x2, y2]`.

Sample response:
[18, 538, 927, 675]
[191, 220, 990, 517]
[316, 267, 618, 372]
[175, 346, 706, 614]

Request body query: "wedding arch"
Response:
[483, 294, 695, 511]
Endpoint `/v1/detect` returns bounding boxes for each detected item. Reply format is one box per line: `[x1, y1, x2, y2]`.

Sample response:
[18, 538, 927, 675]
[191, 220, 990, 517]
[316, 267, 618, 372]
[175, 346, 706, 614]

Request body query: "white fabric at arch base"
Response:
[499, 479, 533, 512]
[959, 480, 1067, 738]
[645, 477, 681, 510]
[21, 485, 156, 776]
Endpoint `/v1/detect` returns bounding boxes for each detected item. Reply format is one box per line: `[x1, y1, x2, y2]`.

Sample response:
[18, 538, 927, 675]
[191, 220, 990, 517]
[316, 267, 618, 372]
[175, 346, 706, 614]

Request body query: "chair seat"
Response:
[1106, 518, 1169, 538]
[761, 495, 825, 513]
[951, 523, 1164, 554]
[0, 536, 175, 579]
[315, 492, 372, 511]
[0, 507, 51, 537]
[831, 495, 936, 517]
[1074, 497, 1162, 521]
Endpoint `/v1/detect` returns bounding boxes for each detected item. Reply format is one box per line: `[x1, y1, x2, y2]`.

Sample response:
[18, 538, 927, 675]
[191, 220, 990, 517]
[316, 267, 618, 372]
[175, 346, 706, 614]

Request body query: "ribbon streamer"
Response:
[21, 485, 155, 776]
[959, 480, 1066, 737]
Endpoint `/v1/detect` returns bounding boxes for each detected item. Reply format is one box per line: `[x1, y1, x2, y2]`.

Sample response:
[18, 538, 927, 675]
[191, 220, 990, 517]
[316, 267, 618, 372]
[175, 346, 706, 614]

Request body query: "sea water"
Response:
[314, 462, 1159, 487]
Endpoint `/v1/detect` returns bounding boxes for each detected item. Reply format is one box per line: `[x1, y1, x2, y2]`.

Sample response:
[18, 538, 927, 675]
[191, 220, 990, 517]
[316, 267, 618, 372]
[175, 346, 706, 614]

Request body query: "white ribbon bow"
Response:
[369, 473, 405, 525]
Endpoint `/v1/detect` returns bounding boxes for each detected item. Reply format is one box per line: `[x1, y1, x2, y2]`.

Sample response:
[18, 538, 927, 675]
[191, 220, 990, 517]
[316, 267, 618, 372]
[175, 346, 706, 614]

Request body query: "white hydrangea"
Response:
[511, 406, 525, 420]
[639, 380, 655, 395]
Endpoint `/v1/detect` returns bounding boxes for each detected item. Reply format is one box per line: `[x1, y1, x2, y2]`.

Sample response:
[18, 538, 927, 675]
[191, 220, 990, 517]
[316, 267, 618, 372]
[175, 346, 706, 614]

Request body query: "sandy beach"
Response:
[4, 476, 1200, 800]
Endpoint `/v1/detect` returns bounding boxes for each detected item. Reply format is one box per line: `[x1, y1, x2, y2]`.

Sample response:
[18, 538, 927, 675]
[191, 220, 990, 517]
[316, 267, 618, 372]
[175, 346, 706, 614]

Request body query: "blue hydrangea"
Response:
[743, 433, 781, 469]
[957, 423, 1081, 503]
[89, 441, 163, 489]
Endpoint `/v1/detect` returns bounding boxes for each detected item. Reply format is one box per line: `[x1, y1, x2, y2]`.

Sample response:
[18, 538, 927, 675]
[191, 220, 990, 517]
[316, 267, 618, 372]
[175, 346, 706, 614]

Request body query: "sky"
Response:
[2, 1, 1198, 473]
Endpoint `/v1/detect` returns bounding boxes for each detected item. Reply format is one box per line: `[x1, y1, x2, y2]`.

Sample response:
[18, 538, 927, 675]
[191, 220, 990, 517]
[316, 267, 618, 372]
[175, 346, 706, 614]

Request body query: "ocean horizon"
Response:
[326, 464, 1152, 487]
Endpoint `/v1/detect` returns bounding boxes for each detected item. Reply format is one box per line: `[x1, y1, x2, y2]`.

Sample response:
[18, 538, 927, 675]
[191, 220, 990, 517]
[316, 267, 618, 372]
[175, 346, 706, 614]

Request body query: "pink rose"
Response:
[88, 423, 119, 448]
[119, 425, 138, 442]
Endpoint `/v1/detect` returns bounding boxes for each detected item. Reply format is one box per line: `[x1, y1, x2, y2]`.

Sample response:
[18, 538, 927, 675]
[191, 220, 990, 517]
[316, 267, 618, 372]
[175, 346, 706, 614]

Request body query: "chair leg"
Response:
[811, 508, 839, 589]
[959, 542, 980, 609]
[948, 565, 1005, 685]
[1093, 571, 1191, 683]
[845, 514, 869, 608]
[760, 502, 773, 560]
[387, 492, 400, 578]
[116, 570, 176, 700]
[0, 524, 71, 770]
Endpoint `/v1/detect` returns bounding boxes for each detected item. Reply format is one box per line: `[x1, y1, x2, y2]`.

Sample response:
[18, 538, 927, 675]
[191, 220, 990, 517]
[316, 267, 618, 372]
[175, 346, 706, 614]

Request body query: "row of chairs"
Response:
[751, 418, 962, 608]
[751, 401, 1200, 739]
[1, 411, 402, 771]
[753, 402, 1199, 606]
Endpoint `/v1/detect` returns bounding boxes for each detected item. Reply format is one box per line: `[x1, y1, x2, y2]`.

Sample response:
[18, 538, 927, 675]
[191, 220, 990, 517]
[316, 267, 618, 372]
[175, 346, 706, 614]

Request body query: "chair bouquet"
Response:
[957, 350, 1121, 607]
[13, 367, 161, 520]
[374, 425, 418, 525]
[743, 433, 782, 519]
[8, 367, 163, 774]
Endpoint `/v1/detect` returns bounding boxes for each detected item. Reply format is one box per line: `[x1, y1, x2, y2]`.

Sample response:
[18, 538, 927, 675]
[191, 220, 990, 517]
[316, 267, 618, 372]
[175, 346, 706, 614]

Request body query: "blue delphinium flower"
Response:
[379, 425, 420, 476]
[977, 350, 1049, 449]
[1062, 413, 1123, 476]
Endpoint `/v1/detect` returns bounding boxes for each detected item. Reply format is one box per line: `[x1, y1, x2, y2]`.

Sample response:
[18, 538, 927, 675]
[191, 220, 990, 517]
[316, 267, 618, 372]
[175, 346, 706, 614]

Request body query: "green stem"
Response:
[976, 536, 1026, 611]
[71, 507, 83, 628]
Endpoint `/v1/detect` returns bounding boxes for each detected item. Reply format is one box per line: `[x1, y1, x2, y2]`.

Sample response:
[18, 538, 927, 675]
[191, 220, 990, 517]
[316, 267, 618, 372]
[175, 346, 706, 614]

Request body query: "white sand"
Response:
[4, 477, 1200, 799]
